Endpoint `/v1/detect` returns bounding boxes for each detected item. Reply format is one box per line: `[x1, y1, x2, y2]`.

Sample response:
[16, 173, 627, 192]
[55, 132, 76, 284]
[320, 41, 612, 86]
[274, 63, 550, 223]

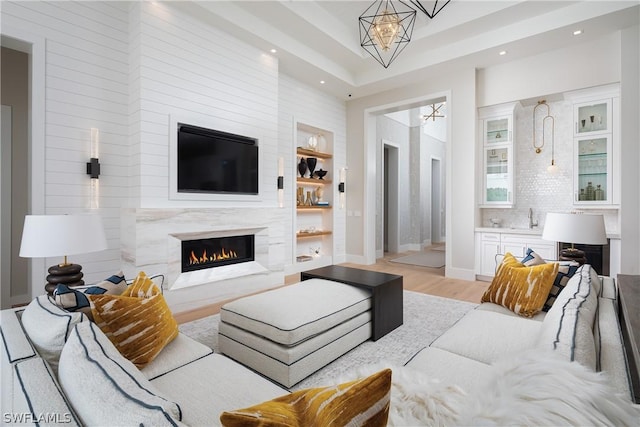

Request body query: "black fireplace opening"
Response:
[182, 235, 255, 273]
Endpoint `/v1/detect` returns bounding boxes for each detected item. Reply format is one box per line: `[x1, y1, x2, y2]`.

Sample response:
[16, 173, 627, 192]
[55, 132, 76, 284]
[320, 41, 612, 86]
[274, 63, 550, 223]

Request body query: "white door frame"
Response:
[1, 29, 46, 302]
[363, 91, 450, 264]
[431, 156, 443, 244]
[1, 105, 12, 308]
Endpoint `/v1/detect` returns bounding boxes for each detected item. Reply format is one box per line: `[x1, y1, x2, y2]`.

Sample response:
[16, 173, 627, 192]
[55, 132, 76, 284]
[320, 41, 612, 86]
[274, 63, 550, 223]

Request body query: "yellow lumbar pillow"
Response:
[90, 272, 178, 369]
[220, 369, 391, 427]
[481, 253, 558, 317]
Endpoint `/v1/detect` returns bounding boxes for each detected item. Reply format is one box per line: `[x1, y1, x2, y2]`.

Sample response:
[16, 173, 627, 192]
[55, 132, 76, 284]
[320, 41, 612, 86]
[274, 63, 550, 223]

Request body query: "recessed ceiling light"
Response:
[573, 29, 583, 36]
[499, 50, 507, 56]
[320, 80, 325, 85]
[270, 48, 277, 54]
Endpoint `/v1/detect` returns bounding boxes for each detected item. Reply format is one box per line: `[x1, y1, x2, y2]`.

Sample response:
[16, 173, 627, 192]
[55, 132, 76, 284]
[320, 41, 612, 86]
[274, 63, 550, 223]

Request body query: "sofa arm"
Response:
[9, 357, 80, 426]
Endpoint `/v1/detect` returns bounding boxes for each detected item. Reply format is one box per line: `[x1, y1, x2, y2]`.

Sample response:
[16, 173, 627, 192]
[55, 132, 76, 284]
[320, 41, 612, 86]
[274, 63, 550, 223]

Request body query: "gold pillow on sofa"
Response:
[482, 253, 558, 317]
[90, 274, 178, 369]
[220, 369, 391, 427]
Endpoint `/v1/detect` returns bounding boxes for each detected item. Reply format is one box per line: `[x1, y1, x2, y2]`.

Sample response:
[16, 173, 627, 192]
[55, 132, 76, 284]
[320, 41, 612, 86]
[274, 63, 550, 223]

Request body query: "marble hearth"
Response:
[121, 208, 286, 313]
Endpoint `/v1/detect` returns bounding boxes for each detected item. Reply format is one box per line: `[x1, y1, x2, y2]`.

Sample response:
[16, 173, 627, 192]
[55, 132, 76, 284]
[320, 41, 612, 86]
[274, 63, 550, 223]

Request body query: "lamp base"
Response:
[559, 248, 587, 265]
[45, 263, 84, 294]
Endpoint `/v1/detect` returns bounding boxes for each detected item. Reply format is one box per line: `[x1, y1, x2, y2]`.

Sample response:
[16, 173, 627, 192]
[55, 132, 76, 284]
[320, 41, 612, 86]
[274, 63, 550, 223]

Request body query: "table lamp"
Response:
[541, 212, 607, 265]
[19, 214, 108, 294]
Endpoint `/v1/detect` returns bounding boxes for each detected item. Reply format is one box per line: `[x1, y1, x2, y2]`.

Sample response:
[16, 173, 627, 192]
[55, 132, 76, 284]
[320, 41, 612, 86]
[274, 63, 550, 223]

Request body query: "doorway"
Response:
[383, 142, 399, 254]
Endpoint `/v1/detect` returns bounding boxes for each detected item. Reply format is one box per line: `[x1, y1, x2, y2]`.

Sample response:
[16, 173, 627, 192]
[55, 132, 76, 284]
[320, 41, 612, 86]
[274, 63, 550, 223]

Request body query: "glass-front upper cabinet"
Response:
[574, 99, 611, 136]
[484, 146, 513, 204]
[479, 101, 518, 207]
[484, 116, 512, 144]
[574, 136, 612, 205]
[566, 83, 619, 207]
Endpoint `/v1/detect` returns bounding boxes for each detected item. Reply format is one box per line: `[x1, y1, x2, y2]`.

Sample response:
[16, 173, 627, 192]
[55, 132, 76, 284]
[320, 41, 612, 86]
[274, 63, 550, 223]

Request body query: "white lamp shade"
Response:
[19, 214, 108, 258]
[542, 212, 607, 245]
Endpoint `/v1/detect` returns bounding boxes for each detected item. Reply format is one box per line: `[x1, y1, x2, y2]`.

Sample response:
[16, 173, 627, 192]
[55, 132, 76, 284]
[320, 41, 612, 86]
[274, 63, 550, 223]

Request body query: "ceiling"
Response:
[172, 1, 640, 100]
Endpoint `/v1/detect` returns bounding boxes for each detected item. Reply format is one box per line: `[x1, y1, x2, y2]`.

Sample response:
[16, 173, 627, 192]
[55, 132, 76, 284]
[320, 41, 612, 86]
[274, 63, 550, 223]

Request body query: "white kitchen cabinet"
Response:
[478, 102, 519, 208]
[476, 231, 558, 279]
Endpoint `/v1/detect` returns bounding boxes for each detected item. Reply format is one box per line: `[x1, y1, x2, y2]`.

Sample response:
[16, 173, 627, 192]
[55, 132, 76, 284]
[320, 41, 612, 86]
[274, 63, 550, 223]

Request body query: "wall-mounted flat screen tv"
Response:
[177, 123, 258, 195]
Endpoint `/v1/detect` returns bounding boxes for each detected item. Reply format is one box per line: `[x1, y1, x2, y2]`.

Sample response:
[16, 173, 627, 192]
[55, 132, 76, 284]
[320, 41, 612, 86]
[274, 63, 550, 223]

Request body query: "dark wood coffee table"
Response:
[301, 265, 403, 341]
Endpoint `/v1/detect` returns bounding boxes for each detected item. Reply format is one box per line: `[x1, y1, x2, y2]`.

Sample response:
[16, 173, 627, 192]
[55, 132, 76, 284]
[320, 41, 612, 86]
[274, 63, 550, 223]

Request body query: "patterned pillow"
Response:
[521, 248, 546, 266]
[53, 272, 127, 318]
[125, 271, 161, 298]
[482, 253, 558, 317]
[220, 369, 391, 427]
[519, 249, 580, 311]
[90, 284, 178, 369]
[543, 263, 580, 312]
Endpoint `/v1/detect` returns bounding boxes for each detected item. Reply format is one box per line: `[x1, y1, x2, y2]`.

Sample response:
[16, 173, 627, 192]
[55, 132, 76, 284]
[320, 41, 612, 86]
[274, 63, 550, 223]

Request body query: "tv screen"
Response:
[177, 123, 258, 195]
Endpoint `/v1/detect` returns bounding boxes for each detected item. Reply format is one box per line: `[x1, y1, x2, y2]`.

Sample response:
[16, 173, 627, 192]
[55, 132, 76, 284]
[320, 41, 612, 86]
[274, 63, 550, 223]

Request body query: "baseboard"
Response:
[444, 266, 476, 281]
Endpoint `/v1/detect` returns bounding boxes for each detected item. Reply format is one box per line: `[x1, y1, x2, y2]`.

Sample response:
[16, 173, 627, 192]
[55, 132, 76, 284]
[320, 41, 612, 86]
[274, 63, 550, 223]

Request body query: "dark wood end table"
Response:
[618, 274, 640, 403]
[301, 265, 403, 341]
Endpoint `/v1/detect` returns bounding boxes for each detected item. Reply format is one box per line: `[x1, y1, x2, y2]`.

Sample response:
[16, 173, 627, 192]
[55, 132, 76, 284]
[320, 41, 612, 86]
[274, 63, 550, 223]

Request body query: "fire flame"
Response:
[189, 248, 238, 265]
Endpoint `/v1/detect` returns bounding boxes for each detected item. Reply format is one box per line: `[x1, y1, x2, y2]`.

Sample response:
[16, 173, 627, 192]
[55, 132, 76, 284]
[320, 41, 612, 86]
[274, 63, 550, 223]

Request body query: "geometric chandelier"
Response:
[407, 0, 451, 19]
[359, 0, 417, 68]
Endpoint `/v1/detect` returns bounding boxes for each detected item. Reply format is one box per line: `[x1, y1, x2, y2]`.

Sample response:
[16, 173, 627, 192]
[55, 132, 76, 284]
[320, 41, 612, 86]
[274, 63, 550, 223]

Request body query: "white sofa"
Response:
[405, 263, 633, 400]
[1, 264, 636, 425]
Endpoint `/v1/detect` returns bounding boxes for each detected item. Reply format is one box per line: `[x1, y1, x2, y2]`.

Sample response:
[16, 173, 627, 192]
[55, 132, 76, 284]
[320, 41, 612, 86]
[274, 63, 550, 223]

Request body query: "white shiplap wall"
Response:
[278, 74, 347, 269]
[130, 1, 279, 208]
[3, 1, 348, 302]
[2, 1, 130, 295]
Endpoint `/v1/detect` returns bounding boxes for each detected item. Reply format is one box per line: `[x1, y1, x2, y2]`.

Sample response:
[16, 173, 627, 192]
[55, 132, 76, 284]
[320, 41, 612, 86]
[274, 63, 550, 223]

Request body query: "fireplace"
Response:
[181, 235, 255, 273]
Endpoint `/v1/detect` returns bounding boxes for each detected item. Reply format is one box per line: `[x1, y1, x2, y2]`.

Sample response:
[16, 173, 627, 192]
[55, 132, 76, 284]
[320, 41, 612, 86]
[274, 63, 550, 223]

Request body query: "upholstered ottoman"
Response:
[218, 278, 372, 387]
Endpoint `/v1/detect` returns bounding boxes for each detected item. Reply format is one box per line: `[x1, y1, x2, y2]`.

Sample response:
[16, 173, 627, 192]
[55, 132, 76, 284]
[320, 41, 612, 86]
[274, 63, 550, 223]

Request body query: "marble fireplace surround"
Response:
[121, 207, 286, 312]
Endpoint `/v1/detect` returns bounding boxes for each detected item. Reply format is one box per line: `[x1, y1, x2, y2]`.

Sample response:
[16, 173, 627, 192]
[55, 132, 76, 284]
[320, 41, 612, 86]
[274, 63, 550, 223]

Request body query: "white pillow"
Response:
[58, 321, 185, 426]
[20, 295, 87, 375]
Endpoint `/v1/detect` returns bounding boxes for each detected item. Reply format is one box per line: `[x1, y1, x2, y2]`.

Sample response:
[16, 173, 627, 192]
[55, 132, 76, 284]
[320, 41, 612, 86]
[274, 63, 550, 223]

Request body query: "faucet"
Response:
[528, 208, 538, 229]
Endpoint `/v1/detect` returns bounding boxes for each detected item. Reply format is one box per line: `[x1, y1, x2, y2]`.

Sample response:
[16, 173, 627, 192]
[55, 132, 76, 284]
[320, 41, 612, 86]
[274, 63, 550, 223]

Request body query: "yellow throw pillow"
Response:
[481, 252, 558, 317]
[220, 369, 391, 427]
[90, 291, 178, 369]
[124, 271, 160, 298]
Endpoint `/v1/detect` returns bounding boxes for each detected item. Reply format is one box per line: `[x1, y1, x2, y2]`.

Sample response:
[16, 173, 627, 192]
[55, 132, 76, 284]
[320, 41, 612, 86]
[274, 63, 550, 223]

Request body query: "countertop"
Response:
[475, 227, 621, 239]
[475, 227, 543, 236]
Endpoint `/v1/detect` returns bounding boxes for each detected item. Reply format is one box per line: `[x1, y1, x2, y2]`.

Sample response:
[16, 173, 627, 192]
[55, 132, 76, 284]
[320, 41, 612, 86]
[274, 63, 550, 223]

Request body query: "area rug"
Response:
[179, 291, 476, 391]
[389, 250, 445, 268]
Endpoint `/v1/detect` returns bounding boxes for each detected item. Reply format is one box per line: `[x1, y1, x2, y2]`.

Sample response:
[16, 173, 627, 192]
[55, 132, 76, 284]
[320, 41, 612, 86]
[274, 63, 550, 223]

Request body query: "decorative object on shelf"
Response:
[277, 157, 284, 208]
[585, 181, 595, 200]
[314, 169, 328, 180]
[533, 100, 555, 155]
[19, 214, 108, 294]
[307, 135, 318, 151]
[314, 186, 324, 203]
[297, 187, 304, 206]
[407, 0, 450, 18]
[541, 212, 607, 266]
[595, 184, 604, 200]
[359, 0, 416, 69]
[310, 247, 321, 257]
[489, 218, 502, 228]
[296, 255, 313, 262]
[306, 157, 317, 178]
[87, 128, 101, 209]
[298, 157, 308, 177]
[304, 190, 313, 206]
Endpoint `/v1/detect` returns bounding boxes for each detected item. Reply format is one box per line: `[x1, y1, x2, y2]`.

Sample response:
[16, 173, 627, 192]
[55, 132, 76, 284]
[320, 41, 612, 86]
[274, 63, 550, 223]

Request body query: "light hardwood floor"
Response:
[174, 248, 491, 324]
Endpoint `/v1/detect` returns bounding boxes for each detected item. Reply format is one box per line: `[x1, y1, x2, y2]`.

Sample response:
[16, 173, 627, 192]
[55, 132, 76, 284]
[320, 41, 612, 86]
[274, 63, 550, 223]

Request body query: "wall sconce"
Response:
[277, 157, 284, 208]
[339, 167, 347, 209]
[87, 128, 100, 209]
